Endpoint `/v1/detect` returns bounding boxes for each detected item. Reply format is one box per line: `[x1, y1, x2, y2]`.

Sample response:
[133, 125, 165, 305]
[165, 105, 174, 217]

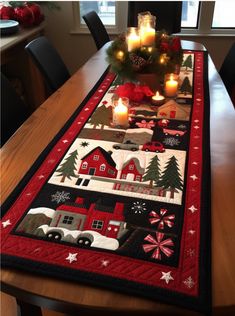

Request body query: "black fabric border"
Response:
[1, 52, 211, 314]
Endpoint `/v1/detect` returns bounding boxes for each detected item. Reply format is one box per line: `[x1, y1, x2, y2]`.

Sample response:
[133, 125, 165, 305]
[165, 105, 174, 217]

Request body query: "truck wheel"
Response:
[77, 237, 92, 247]
[46, 232, 61, 241]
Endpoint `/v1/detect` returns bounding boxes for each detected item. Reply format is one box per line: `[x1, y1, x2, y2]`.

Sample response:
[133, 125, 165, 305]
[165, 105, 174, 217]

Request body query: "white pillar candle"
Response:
[165, 74, 178, 97]
[113, 98, 129, 127]
[140, 25, 155, 46]
[127, 29, 141, 52]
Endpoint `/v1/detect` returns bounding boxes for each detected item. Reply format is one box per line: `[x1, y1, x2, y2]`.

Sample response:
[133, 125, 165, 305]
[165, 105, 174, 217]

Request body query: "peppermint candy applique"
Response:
[149, 209, 175, 230]
[143, 232, 174, 260]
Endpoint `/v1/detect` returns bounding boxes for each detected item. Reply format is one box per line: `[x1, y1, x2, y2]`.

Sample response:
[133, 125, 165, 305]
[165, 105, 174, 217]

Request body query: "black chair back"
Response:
[1, 73, 30, 146]
[128, 1, 182, 34]
[219, 42, 235, 102]
[25, 36, 70, 93]
[83, 11, 110, 50]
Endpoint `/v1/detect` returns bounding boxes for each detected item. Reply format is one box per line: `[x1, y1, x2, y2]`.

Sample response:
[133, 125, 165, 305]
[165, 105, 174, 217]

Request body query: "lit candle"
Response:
[113, 98, 129, 127]
[140, 23, 155, 46]
[127, 28, 140, 52]
[152, 91, 165, 106]
[164, 74, 178, 98]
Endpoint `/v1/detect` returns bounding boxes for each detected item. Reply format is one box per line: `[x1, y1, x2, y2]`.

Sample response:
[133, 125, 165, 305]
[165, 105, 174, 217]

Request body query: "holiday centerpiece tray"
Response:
[1, 49, 211, 313]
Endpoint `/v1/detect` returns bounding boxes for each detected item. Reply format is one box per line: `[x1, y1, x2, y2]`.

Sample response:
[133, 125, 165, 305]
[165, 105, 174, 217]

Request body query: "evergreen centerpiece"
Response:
[106, 12, 183, 85]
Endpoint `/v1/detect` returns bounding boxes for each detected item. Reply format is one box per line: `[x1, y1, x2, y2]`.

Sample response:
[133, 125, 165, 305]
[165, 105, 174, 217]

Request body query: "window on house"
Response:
[92, 220, 104, 230]
[82, 162, 88, 169]
[129, 165, 134, 170]
[63, 216, 74, 225]
[100, 164, 106, 171]
[93, 155, 99, 161]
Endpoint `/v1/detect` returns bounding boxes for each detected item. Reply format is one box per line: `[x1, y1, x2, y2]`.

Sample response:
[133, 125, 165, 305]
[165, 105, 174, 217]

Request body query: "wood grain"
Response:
[1, 41, 235, 315]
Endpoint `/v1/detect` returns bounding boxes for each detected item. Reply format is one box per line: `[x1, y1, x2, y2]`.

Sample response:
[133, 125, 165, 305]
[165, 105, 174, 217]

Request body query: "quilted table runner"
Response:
[1, 50, 211, 313]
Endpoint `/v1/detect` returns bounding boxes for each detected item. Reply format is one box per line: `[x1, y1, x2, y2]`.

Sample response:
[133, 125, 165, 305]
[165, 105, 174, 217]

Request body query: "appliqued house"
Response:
[120, 158, 145, 182]
[50, 197, 127, 239]
[157, 100, 190, 120]
[79, 146, 117, 178]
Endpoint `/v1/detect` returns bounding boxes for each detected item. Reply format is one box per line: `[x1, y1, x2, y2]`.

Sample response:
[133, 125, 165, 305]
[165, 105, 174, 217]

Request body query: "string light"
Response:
[116, 50, 125, 61]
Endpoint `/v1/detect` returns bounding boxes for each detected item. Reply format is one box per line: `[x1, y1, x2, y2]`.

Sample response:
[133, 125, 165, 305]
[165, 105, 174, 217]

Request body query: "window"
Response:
[82, 162, 88, 169]
[92, 220, 103, 230]
[93, 155, 99, 161]
[72, 1, 235, 36]
[63, 216, 74, 225]
[100, 164, 106, 171]
[212, 1, 235, 28]
[79, 1, 116, 26]
[129, 165, 134, 170]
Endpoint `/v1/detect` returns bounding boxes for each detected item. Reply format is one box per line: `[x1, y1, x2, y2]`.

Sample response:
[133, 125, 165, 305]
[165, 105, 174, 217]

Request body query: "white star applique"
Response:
[188, 229, 196, 235]
[38, 175, 45, 179]
[194, 125, 199, 129]
[101, 259, 110, 267]
[2, 219, 11, 228]
[192, 161, 198, 165]
[66, 253, 78, 264]
[160, 271, 174, 284]
[62, 139, 69, 143]
[190, 174, 198, 181]
[188, 205, 198, 213]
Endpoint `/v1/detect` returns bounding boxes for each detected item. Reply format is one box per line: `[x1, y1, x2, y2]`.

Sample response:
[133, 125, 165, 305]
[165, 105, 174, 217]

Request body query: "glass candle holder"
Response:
[138, 12, 156, 47]
[126, 27, 141, 52]
[164, 73, 179, 98]
[112, 97, 129, 128]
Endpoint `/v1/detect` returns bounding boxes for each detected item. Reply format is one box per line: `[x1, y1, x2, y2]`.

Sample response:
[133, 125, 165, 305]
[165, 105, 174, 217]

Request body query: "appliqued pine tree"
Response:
[180, 76, 192, 95]
[142, 155, 161, 188]
[88, 104, 112, 129]
[56, 150, 78, 182]
[157, 155, 183, 198]
[182, 54, 193, 71]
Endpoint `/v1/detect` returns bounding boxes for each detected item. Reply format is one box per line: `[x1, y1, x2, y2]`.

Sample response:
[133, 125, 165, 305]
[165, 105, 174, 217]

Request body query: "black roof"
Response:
[80, 146, 116, 167]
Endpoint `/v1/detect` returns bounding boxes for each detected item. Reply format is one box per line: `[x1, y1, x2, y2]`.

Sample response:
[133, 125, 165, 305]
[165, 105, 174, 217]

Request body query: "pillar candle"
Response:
[165, 74, 178, 97]
[127, 31, 140, 52]
[113, 98, 129, 127]
[140, 26, 155, 46]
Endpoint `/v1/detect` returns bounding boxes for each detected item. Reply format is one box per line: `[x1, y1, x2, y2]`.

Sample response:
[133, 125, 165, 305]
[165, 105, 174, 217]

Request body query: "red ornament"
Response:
[0, 5, 15, 20]
[115, 82, 154, 102]
[171, 37, 181, 52]
[14, 3, 44, 28]
[26, 2, 44, 25]
[160, 41, 170, 53]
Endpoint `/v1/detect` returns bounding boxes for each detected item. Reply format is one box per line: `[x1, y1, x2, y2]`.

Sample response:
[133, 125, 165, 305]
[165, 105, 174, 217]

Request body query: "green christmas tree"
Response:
[56, 150, 78, 182]
[89, 104, 112, 129]
[157, 155, 183, 199]
[182, 54, 193, 71]
[142, 155, 161, 188]
[180, 76, 192, 95]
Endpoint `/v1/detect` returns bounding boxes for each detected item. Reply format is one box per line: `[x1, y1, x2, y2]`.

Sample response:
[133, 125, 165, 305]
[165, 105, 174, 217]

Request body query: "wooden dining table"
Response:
[1, 41, 235, 316]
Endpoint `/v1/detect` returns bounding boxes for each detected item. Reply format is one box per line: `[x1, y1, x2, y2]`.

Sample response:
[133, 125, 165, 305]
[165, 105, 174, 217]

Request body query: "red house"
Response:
[79, 146, 117, 178]
[52, 197, 126, 239]
[120, 158, 144, 182]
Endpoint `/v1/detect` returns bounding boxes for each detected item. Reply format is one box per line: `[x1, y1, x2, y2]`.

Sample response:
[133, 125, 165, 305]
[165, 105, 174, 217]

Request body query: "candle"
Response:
[127, 28, 140, 52]
[113, 98, 129, 127]
[164, 74, 178, 98]
[140, 24, 155, 46]
[152, 91, 165, 106]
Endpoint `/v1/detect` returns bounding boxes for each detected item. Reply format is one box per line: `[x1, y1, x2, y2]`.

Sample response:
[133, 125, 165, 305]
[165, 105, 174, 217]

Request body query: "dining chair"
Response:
[82, 11, 110, 50]
[219, 42, 235, 106]
[25, 36, 70, 94]
[1, 73, 30, 147]
[127, 1, 182, 34]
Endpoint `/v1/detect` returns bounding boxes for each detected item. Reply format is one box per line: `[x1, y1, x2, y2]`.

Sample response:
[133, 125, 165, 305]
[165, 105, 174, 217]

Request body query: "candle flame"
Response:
[155, 91, 160, 97]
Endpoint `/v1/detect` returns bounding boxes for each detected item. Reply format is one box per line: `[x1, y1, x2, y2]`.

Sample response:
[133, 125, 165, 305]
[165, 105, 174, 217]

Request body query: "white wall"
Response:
[43, 1, 235, 75]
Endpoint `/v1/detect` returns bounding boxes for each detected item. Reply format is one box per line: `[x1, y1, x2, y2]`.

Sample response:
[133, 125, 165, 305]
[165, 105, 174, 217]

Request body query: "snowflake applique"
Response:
[183, 276, 195, 289]
[80, 141, 89, 147]
[51, 191, 70, 204]
[163, 137, 180, 147]
[143, 232, 174, 260]
[149, 209, 175, 230]
[131, 201, 147, 214]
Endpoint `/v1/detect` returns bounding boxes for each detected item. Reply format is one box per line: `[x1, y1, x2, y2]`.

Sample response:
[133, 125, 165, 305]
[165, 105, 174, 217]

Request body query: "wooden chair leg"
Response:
[16, 299, 42, 316]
